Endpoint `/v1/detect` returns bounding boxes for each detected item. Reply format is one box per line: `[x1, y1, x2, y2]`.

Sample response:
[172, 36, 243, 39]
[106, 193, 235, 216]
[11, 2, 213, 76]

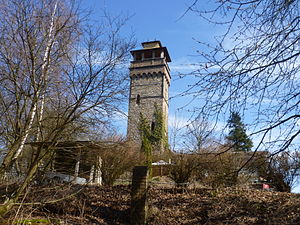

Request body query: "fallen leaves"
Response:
[1, 184, 300, 224]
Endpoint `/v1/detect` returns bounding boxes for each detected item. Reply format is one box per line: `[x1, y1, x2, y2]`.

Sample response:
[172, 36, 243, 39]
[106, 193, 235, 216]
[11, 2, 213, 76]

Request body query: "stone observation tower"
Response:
[127, 41, 171, 151]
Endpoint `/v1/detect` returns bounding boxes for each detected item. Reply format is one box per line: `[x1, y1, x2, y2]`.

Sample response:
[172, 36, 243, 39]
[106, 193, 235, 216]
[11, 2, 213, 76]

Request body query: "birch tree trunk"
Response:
[0, 1, 59, 177]
[0, 0, 135, 215]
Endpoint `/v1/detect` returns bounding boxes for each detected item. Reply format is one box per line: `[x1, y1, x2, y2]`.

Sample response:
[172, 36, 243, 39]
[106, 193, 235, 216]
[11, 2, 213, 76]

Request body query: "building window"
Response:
[151, 121, 156, 132]
[136, 94, 141, 105]
[135, 53, 142, 61]
[155, 50, 161, 58]
[144, 51, 152, 59]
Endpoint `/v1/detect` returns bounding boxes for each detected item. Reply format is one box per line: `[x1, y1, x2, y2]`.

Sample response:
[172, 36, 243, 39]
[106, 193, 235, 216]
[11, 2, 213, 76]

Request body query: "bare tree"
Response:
[257, 151, 300, 192]
[182, 0, 300, 153]
[0, 0, 134, 214]
[168, 113, 183, 152]
[182, 117, 215, 152]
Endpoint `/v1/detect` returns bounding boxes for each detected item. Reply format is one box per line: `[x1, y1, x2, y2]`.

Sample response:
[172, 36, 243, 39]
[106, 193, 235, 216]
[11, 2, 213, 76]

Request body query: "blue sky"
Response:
[88, 0, 211, 56]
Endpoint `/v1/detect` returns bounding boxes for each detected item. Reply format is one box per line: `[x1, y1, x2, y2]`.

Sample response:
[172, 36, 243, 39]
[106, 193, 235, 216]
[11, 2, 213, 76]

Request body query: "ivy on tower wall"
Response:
[139, 113, 153, 171]
[139, 103, 169, 175]
[151, 104, 169, 152]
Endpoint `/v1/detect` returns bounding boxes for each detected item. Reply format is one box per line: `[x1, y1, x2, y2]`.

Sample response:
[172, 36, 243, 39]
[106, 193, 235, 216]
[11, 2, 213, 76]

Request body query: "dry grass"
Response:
[0, 183, 300, 224]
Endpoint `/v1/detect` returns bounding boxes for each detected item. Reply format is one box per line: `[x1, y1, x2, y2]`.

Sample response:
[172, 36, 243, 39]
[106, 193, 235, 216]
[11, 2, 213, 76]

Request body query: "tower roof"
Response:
[130, 41, 171, 62]
[141, 41, 162, 49]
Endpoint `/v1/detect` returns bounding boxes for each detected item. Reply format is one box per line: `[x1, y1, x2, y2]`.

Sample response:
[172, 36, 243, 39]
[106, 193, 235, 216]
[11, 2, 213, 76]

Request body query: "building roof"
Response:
[141, 41, 162, 49]
[130, 41, 171, 62]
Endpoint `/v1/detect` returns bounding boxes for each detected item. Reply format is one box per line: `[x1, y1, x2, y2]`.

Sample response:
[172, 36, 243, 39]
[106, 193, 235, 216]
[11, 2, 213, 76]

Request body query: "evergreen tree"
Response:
[226, 112, 253, 152]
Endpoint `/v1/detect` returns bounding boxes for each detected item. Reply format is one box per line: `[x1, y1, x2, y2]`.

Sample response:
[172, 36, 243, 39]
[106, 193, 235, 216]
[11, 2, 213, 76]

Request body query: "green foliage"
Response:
[139, 113, 153, 171]
[139, 104, 168, 153]
[14, 218, 54, 224]
[151, 104, 169, 151]
[226, 112, 253, 152]
[151, 107, 164, 142]
[139, 104, 169, 176]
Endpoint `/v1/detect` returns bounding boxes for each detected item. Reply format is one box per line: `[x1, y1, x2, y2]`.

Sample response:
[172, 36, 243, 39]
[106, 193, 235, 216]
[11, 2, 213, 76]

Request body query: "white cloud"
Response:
[168, 113, 190, 130]
[170, 57, 200, 73]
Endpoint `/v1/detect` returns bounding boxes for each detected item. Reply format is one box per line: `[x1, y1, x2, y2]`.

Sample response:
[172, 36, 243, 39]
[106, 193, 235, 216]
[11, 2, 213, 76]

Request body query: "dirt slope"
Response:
[1, 184, 300, 224]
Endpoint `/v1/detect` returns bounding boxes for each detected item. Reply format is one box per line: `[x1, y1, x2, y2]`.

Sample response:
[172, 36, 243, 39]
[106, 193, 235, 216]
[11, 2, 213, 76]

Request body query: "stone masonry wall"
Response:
[127, 72, 169, 149]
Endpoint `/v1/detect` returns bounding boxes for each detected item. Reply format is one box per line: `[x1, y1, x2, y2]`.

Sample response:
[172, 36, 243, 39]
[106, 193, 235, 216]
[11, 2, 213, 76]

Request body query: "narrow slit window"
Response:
[151, 121, 156, 132]
[136, 94, 141, 105]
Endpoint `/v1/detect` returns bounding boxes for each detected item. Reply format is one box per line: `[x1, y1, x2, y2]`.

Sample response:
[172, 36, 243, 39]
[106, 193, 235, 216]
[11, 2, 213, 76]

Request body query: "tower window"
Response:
[155, 50, 161, 58]
[144, 51, 152, 59]
[151, 121, 156, 132]
[135, 53, 142, 61]
[136, 94, 141, 105]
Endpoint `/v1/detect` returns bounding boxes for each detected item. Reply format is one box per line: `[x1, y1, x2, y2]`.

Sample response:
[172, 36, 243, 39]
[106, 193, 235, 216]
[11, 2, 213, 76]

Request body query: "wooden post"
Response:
[95, 156, 102, 185]
[130, 166, 148, 225]
[74, 160, 80, 183]
[89, 165, 95, 183]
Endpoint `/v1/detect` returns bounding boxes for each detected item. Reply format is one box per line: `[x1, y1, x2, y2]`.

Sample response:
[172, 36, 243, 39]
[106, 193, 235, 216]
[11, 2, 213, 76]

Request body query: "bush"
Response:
[169, 154, 199, 187]
[98, 142, 140, 186]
